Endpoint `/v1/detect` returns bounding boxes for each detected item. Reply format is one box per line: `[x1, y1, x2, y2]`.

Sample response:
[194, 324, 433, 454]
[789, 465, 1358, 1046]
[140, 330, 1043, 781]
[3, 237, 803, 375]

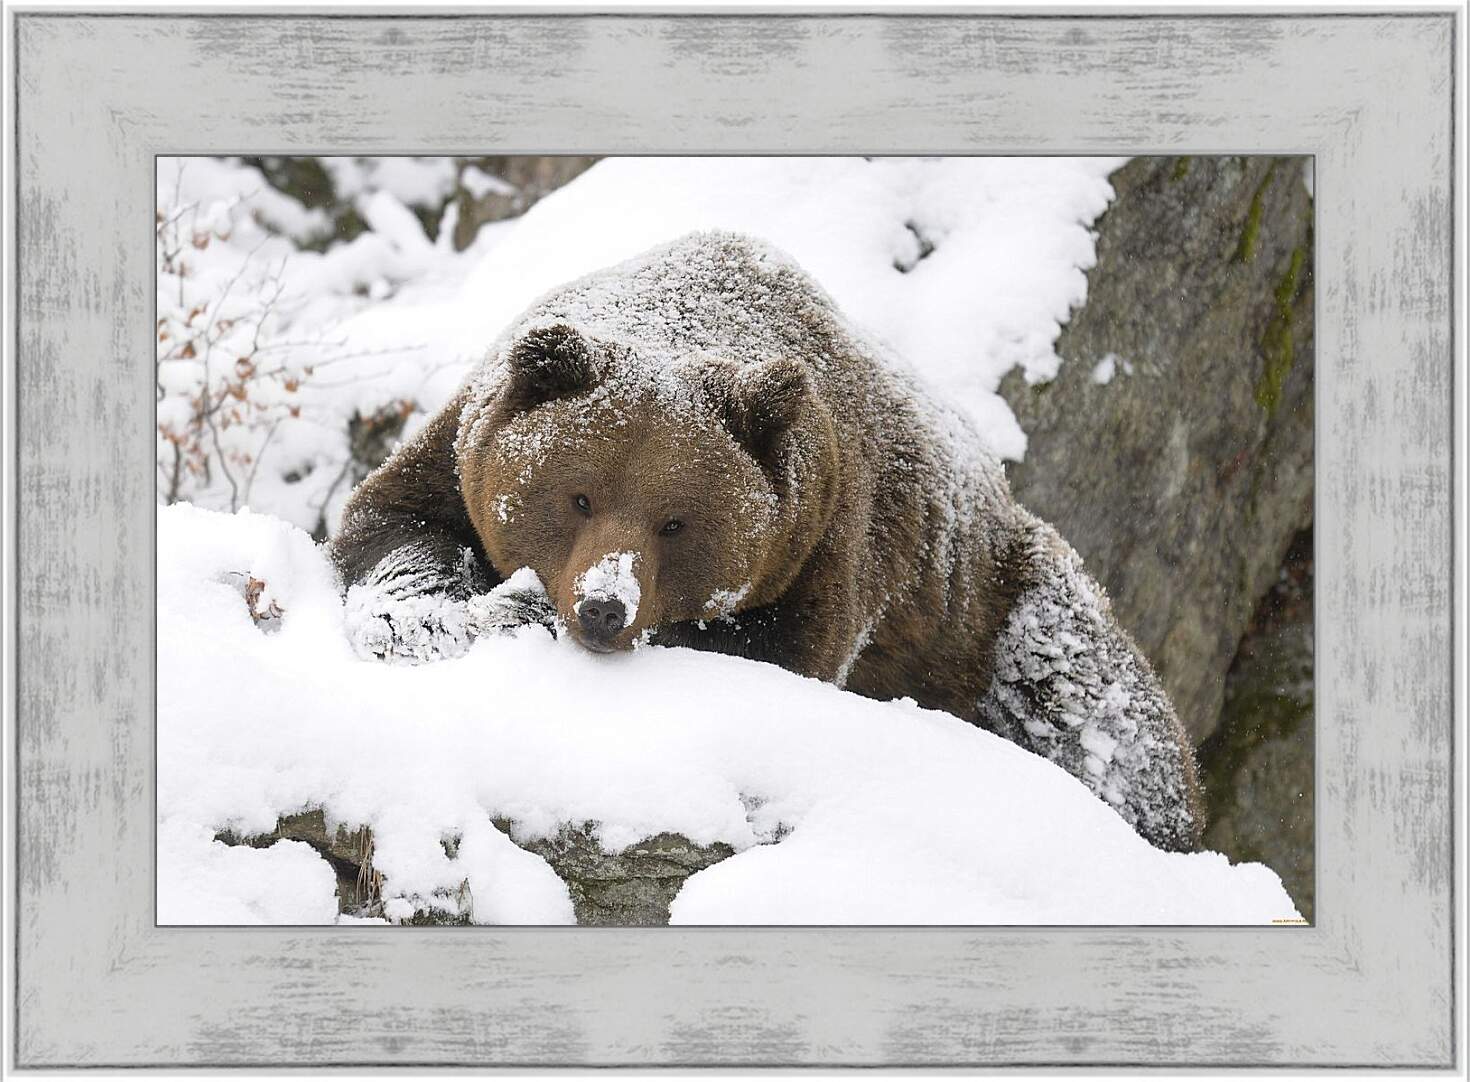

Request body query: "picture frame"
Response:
[5, 7, 1459, 1069]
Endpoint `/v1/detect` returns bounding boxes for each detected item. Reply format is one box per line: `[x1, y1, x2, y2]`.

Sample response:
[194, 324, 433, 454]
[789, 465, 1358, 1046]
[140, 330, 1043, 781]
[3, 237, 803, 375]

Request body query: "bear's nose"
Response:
[577, 597, 627, 637]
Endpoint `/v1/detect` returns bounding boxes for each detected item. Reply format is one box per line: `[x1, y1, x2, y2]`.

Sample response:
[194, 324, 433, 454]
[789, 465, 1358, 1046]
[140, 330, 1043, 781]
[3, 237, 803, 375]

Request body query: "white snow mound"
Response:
[158, 504, 1300, 926]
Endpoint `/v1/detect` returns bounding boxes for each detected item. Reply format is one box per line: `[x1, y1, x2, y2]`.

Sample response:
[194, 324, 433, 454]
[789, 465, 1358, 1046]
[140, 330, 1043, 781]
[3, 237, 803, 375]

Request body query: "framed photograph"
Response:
[7, 7, 1459, 1069]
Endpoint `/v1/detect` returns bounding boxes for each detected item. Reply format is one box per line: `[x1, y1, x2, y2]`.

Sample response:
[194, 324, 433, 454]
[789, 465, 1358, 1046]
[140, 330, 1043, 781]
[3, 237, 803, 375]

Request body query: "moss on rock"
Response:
[1256, 244, 1308, 416]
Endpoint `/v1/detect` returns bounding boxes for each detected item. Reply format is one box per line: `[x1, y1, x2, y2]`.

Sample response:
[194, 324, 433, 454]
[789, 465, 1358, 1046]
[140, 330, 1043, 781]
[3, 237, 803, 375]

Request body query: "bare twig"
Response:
[242, 418, 283, 508]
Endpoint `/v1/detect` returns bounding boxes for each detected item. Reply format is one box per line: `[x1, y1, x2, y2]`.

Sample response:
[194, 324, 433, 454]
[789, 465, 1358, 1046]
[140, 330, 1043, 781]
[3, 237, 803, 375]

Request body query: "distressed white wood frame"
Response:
[7, 9, 1458, 1070]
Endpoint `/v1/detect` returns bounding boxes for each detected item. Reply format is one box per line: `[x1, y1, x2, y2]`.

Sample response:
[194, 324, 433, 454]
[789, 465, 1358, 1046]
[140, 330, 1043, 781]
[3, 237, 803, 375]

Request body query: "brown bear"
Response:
[331, 231, 1203, 852]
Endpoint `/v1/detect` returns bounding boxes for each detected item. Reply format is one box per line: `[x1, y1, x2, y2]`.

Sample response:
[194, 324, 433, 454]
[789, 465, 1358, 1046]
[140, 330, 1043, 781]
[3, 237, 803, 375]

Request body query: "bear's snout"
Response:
[576, 596, 627, 643]
[568, 550, 643, 654]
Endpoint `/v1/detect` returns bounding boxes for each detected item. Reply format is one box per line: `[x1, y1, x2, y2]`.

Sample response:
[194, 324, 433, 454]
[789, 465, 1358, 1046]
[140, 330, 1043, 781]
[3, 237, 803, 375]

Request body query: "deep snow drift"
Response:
[158, 504, 1299, 925]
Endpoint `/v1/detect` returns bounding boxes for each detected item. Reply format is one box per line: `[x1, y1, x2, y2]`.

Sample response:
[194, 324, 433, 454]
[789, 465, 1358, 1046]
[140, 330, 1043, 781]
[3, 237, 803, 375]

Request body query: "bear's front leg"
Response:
[978, 516, 1204, 852]
[331, 389, 559, 662]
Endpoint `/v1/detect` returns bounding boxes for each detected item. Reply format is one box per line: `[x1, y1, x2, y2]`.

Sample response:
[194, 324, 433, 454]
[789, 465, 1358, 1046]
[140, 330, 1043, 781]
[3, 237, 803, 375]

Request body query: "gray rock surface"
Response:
[999, 155, 1314, 744]
[507, 824, 734, 927]
[1198, 530, 1314, 920]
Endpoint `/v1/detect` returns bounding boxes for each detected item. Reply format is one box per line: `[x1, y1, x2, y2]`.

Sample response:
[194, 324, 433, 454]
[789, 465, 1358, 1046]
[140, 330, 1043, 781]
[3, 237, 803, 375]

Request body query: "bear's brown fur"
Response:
[332, 232, 1203, 851]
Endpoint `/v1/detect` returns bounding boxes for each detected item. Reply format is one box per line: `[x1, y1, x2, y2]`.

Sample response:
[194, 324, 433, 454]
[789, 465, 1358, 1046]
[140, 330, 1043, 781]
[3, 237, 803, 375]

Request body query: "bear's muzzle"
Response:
[575, 596, 628, 651]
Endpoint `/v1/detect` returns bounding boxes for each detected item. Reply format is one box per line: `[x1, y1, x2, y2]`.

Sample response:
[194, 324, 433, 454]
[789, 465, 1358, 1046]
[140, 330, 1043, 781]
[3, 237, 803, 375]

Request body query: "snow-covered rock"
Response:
[158, 504, 1299, 926]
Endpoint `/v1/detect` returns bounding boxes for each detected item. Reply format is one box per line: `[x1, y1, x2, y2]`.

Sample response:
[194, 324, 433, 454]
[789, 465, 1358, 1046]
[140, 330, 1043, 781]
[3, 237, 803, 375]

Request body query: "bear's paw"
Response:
[344, 567, 557, 664]
[344, 585, 479, 664]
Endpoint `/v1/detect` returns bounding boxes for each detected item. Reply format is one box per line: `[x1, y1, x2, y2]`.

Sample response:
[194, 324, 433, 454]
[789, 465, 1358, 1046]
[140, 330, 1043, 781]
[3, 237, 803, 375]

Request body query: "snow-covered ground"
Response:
[157, 156, 1299, 925]
[159, 504, 1299, 925]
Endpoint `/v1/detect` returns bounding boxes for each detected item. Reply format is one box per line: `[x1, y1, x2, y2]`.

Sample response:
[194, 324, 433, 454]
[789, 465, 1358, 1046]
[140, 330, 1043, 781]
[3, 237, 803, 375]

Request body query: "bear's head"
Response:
[459, 323, 839, 654]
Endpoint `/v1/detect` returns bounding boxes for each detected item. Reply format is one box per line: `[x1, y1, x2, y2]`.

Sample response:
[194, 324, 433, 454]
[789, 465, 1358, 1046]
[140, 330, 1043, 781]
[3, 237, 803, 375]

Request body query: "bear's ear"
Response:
[501, 324, 599, 412]
[723, 358, 814, 465]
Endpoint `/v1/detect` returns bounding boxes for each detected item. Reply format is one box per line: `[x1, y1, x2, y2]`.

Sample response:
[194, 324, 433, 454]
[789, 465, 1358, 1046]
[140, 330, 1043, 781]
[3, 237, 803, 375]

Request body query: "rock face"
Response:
[999, 155, 1314, 744]
[1198, 529, 1314, 920]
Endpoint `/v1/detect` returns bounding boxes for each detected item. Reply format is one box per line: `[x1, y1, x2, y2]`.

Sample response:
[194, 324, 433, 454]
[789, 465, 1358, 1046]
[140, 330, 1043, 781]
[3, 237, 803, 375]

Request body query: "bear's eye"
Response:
[660, 519, 684, 537]
[574, 494, 591, 515]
